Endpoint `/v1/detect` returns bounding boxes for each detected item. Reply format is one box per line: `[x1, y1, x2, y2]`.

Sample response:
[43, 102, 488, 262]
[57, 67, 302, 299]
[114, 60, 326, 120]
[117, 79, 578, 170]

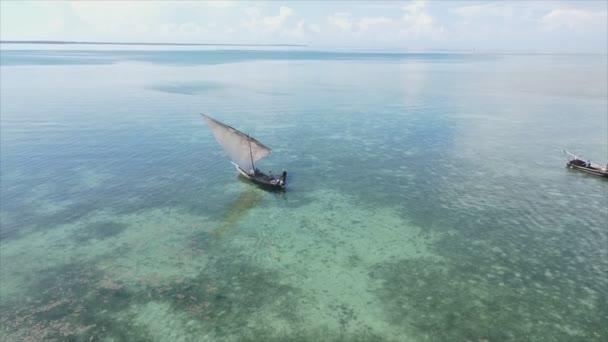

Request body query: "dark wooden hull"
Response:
[234, 164, 286, 190]
[566, 162, 608, 178]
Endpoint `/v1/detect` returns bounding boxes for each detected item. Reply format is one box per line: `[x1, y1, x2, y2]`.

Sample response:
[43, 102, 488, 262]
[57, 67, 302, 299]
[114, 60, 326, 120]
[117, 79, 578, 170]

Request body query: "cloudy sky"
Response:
[1, 1, 606, 52]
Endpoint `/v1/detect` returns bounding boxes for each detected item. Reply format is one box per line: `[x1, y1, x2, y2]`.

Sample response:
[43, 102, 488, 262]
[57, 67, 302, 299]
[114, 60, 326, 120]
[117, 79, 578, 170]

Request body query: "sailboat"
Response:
[564, 150, 608, 178]
[201, 114, 287, 189]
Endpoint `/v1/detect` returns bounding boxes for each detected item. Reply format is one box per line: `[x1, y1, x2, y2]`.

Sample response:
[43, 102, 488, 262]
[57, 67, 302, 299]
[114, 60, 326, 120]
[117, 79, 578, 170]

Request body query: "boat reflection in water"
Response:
[212, 188, 264, 239]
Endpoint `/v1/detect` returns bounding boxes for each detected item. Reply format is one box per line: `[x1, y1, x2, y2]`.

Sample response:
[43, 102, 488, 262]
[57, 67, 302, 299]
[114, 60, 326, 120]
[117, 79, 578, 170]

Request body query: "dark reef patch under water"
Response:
[0, 258, 149, 341]
[370, 250, 607, 342]
[0, 233, 305, 341]
[71, 221, 128, 242]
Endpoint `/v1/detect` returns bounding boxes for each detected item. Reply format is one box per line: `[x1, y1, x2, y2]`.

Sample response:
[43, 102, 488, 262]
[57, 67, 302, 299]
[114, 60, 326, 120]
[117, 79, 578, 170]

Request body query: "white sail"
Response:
[202, 114, 271, 172]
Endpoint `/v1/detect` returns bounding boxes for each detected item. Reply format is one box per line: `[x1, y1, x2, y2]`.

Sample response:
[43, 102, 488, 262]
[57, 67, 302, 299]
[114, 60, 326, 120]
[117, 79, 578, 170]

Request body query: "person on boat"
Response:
[586, 160, 591, 168]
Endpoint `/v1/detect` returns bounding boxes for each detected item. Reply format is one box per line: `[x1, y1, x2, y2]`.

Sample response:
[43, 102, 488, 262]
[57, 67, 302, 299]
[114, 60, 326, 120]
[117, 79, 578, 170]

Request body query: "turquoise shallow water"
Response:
[1, 49, 607, 341]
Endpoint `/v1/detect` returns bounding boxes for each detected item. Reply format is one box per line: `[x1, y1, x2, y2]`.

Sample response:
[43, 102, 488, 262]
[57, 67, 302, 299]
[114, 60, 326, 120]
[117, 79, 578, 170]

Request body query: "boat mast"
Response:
[247, 134, 255, 172]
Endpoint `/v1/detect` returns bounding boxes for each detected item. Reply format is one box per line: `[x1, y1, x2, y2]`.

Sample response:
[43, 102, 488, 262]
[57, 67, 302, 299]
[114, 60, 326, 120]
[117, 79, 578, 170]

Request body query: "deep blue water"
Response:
[1, 48, 607, 341]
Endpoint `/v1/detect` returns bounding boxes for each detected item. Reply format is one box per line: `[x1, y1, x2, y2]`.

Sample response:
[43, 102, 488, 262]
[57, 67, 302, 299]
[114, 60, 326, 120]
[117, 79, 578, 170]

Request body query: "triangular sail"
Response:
[202, 114, 271, 172]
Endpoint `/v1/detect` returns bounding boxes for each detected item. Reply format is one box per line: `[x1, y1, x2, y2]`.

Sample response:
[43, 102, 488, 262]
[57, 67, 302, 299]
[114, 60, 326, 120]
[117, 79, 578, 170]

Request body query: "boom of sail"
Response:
[202, 114, 271, 172]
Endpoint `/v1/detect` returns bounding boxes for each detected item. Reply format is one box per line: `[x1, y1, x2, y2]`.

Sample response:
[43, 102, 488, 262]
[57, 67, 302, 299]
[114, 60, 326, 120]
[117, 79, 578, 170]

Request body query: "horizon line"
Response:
[1, 40, 605, 55]
[0, 40, 307, 47]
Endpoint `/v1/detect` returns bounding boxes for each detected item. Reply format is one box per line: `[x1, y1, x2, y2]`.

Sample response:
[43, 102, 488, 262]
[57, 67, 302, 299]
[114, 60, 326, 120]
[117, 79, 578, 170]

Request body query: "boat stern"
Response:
[279, 170, 287, 188]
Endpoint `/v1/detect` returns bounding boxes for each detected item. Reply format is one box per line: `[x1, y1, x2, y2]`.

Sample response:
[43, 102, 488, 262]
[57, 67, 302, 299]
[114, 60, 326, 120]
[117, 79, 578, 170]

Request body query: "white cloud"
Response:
[402, 0, 426, 15]
[357, 17, 391, 32]
[329, 13, 393, 34]
[245, 7, 259, 17]
[241, 5, 324, 42]
[70, 1, 152, 28]
[204, 1, 234, 9]
[244, 6, 294, 33]
[325, 0, 444, 45]
[452, 3, 607, 33]
[263, 6, 293, 32]
[451, 4, 512, 19]
[328, 12, 354, 32]
[400, 0, 443, 39]
[283, 19, 308, 39]
[540, 8, 608, 31]
[68, 1, 240, 41]
[308, 23, 321, 34]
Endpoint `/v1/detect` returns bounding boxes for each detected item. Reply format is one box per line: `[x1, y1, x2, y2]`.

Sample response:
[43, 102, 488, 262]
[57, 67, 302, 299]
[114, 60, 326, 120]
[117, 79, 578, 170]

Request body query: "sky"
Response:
[1, 0, 607, 52]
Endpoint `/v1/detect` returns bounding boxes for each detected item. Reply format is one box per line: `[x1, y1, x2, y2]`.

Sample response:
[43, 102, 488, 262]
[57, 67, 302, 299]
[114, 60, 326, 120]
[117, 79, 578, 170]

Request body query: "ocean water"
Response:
[0, 48, 607, 342]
